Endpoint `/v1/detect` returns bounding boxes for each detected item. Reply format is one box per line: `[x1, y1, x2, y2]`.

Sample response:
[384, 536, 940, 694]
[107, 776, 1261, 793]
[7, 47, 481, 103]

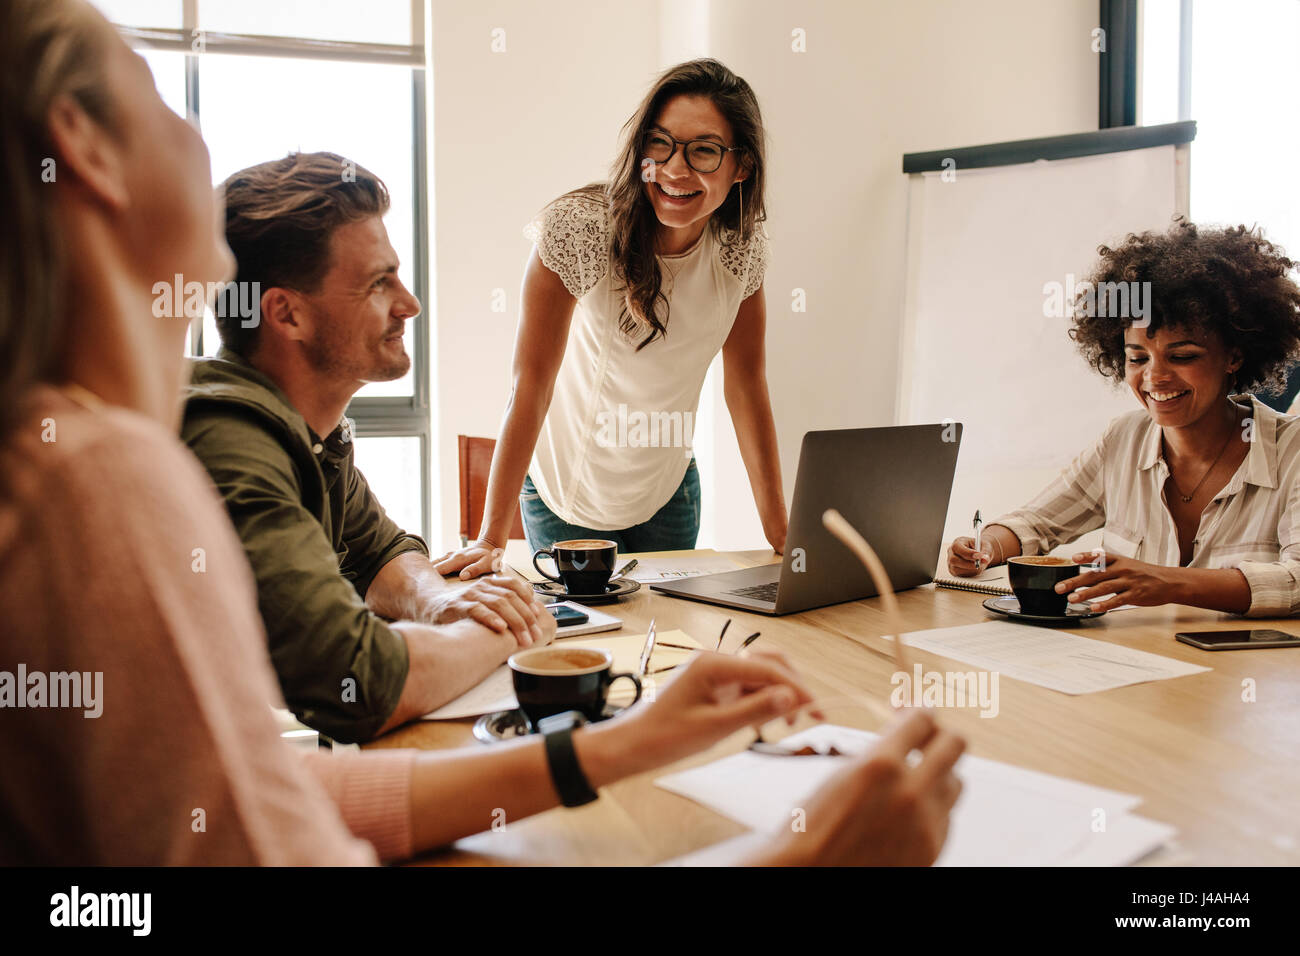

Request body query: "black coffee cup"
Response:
[508, 646, 642, 731]
[1006, 555, 1082, 616]
[532, 539, 618, 595]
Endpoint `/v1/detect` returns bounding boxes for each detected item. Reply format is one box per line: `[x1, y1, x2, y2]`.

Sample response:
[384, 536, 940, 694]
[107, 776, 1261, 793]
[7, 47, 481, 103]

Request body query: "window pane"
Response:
[200, 308, 219, 357]
[139, 48, 187, 120]
[89, 0, 181, 28]
[1189, 0, 1300, 257]
[198, 0, 414, 46]
[351, 436, 423, 538]
[199, 54, 417, 396]
[1139, 0, 1181, 126]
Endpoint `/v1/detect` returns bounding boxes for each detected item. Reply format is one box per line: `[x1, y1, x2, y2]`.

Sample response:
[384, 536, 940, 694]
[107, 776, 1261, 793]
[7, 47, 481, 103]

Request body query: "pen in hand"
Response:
[972, 509, 984, 571]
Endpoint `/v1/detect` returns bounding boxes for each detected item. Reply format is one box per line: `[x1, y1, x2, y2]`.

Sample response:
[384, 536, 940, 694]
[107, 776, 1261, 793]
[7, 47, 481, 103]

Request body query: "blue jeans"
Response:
[520, 460, 701, 553]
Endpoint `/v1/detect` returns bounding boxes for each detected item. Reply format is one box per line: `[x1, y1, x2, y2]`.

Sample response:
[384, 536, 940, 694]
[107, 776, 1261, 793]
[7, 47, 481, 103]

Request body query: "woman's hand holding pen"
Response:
[749, 710, 966, 866]
[584, 650, 816, 777]
[946, 524, 1019, 577]
[947, 537, 991, 576]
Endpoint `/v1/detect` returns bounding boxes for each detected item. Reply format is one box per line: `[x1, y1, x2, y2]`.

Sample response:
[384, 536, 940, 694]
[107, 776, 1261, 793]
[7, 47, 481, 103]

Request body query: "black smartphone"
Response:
[548, 603, 589, 627]
[1175, 629, 1300, 651]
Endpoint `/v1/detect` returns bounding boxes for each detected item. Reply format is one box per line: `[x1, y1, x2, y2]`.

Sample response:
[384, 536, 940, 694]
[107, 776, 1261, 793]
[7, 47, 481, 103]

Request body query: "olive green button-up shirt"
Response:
[182, 349, 427, 742]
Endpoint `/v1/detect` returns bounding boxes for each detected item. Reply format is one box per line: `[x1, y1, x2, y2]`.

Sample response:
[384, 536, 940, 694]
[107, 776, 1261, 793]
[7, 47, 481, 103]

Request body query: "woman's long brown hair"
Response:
[0, 0, 116, 445]
[567, 58, 767, 351]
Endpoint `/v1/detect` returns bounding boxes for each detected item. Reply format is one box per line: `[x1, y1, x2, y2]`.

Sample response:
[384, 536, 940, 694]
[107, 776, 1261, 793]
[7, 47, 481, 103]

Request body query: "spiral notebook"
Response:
[933, 565, 1013, 596]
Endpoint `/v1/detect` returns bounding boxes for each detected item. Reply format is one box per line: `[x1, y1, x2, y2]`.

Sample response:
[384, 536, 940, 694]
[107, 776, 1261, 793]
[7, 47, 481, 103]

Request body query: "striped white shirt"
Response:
[992, 395, 1300, 617]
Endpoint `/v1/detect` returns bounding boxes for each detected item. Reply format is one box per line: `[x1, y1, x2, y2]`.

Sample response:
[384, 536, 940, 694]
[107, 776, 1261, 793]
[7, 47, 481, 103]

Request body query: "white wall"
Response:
[426, 0, 1099, 552]
[428, 0, 661, 547]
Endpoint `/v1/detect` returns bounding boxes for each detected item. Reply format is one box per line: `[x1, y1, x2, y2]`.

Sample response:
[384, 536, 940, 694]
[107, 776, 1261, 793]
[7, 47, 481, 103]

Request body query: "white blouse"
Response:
[523, 192, 769, 529]
[992, 395, 1300, 616]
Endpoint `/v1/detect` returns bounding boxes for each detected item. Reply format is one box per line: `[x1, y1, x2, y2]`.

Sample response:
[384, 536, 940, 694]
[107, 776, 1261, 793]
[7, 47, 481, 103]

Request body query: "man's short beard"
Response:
[375, 347, 412, 381]
[303, 331, 410, 382]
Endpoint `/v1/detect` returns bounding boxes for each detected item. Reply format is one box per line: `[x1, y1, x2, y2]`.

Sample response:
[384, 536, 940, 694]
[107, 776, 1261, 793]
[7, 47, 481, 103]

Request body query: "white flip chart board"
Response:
[898, 144, 1188, 552]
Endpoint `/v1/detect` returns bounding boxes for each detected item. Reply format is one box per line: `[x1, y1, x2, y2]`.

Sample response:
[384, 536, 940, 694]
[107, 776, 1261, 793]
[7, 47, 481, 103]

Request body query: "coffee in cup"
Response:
[532, 539, 618, 595]
[1006, 555, 1081, 616]
[508, 646, 642, 731]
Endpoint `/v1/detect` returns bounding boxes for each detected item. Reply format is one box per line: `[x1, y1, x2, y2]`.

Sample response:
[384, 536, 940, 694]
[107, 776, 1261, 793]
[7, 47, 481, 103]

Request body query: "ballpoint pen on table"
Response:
[716, 618, 731, 651]
[637, 617, 657, 678]
[747, 510, 909, 757]
[738, 631, 761, 652]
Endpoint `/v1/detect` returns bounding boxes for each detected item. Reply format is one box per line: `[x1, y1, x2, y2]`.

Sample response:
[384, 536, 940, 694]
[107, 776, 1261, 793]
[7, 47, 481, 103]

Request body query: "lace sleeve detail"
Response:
[523, 193, 610, 299]
[718, 226, 770, 299]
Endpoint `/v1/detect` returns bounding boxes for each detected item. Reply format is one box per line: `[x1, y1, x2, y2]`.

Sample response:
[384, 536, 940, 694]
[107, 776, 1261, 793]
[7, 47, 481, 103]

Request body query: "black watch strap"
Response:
[539, 712, 599, 808]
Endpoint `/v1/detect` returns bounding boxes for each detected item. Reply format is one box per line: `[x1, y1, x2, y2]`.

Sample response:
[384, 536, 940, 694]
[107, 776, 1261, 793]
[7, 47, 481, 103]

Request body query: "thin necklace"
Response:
[661, 256, 683, 296]
[1165, 403, 1241, 503]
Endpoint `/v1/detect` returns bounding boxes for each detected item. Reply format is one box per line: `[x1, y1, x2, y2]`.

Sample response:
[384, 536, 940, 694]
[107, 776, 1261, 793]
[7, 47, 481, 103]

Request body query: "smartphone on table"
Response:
[548, 604, 590, 628]
[1175, 629, 1300, 651]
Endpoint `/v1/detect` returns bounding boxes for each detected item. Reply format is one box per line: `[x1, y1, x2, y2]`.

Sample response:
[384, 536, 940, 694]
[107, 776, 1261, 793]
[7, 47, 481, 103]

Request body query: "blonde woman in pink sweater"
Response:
[0, 0, 964, 866]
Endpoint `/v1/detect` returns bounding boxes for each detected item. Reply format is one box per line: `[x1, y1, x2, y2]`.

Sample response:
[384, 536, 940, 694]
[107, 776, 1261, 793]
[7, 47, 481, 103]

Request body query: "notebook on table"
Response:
[932, 564, 1012, 596]
[933, 563, 1137, 613]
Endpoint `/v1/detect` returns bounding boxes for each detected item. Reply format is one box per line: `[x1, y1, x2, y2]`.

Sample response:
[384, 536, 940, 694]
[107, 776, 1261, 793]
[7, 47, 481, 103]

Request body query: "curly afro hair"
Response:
[1069, 219, 1300, 395]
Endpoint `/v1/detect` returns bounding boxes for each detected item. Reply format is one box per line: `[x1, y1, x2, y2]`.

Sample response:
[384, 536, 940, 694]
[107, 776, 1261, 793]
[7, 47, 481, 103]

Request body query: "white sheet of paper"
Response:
[899, 620, 1209, 694]
[662, 804, 1175, 867]
[624, 552, 749, 582]
[423, 629, 703, 720]
[655, 725, 1175, 866]
[1053, 812, 1177, 866]
[662, 832, 771, 867]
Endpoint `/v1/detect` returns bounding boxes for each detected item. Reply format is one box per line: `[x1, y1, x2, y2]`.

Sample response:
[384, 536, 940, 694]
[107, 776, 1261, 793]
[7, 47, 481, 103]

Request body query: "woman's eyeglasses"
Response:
[642, 130, 742, 174]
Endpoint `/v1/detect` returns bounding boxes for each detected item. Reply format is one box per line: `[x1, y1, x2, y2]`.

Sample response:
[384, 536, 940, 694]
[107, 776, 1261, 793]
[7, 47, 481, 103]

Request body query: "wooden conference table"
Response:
[365, 547, 1300, 866]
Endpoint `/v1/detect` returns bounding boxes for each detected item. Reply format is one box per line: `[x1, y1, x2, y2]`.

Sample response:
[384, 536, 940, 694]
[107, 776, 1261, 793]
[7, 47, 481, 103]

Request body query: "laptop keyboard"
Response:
[725, 581, 780, 603]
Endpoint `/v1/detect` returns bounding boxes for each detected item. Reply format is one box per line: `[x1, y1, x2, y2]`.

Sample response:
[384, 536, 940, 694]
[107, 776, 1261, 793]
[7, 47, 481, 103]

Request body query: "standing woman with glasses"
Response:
[436, 58, 787, 576]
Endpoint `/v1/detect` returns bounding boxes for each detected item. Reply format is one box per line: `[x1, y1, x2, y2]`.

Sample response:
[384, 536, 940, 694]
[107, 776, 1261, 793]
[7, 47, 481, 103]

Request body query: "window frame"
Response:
[112, 1, 433, 541]
[1133, 0, 1300, 412]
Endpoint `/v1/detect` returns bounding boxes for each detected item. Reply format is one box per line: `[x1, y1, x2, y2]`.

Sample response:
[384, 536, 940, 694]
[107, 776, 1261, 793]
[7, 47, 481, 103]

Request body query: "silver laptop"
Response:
[651, 424, 962, 615]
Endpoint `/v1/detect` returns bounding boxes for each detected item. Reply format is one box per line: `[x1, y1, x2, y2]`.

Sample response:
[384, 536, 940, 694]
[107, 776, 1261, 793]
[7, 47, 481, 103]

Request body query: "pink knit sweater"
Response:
[0, 388, 415, 864]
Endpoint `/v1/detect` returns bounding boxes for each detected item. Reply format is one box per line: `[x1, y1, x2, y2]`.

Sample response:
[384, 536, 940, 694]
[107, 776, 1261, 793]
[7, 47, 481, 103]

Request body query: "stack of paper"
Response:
[655, 725, 1175, 866]
[622, 551, 749, 583]
[900, 620, 1210, 694]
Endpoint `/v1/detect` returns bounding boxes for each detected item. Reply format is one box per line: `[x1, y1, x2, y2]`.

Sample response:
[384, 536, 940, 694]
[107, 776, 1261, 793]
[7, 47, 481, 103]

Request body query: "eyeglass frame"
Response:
[640, 129, 745, 174]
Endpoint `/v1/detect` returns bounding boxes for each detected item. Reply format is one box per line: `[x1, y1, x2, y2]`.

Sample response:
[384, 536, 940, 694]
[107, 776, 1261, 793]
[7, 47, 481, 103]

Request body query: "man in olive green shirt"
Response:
[183, 152, 553, 743]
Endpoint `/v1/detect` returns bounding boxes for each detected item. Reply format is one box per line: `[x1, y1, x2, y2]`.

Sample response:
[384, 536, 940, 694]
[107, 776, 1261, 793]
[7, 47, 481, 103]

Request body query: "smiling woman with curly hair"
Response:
[1071, 220, 1300, 395]
[947, 220, 1300, 617]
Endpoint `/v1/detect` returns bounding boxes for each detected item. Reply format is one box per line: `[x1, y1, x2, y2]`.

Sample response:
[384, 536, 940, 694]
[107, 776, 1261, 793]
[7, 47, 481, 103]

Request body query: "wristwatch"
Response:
[537, 710, 599, 807]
